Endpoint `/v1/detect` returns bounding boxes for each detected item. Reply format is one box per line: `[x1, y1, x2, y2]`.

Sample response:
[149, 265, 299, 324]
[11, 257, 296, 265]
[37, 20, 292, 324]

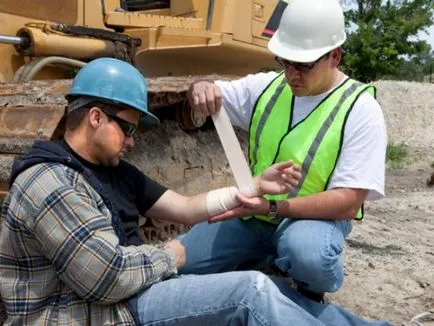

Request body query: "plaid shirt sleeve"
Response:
[28, 164, 177, 303]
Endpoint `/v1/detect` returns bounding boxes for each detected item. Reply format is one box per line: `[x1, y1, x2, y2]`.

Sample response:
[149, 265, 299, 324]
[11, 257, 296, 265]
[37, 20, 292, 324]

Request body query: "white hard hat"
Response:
[268, 0, 347, 63]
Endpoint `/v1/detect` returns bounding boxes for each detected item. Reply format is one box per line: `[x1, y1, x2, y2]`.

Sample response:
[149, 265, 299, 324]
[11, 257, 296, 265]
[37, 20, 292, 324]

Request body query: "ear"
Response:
[330, 48, 342, 67]
[88, 107, 103, 129]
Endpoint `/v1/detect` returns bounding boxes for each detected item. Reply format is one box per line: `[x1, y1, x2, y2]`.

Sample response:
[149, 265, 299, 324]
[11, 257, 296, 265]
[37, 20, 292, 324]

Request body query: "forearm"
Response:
[276, 188, 368, 220]
[179, 192, 210, 225]
[52, 234, 177, 304]
[36, 191, 177, 303]
[252, 176, 262, 195]
[148, 188, 240, 225]
[179, 188, 240, 225]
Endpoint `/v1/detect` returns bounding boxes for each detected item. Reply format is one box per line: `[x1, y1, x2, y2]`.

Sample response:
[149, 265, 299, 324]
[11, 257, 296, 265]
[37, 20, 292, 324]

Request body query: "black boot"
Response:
[296, 285, 325, 304]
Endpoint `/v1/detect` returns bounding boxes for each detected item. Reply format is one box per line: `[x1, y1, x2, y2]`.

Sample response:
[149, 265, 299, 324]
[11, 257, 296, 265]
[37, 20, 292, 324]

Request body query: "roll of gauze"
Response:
[212, 107, 257, 196]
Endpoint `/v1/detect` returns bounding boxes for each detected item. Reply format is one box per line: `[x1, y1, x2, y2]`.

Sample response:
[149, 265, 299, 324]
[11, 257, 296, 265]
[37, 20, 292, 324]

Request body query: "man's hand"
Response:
[164, 239, 186, 270]
[187, 81, 223, 116]
[208, 193, 269, 223]
[255, 160, 301, 196]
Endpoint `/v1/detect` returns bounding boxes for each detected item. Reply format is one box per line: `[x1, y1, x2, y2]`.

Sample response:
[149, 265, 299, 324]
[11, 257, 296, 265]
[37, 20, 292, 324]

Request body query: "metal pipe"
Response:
[206, 0, 215, 30]
[0, 34, 29, 46]
[22, 56, 86, 81]
[15, 27, 117, 59]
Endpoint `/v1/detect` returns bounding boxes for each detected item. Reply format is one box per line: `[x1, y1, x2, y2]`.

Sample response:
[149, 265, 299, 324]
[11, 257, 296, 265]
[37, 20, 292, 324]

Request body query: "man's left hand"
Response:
[255, 160, 301, 196]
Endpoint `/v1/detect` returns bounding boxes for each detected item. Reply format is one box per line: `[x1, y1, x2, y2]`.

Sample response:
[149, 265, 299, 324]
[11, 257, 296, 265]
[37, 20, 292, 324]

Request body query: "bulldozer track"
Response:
[0, 75, 235, 243]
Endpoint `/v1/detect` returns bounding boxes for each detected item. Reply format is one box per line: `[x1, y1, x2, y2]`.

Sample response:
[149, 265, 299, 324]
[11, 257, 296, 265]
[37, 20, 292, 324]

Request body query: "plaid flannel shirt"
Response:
[0, 162, 177, 325]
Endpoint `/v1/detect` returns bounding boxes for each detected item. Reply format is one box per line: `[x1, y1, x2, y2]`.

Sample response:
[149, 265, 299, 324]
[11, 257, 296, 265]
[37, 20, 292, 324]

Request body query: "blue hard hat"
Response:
[68, 58, 159, 125]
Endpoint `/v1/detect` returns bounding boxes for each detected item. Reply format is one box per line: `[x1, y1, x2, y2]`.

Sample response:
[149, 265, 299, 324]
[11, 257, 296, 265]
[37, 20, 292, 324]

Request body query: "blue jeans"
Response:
[130, 271, 391, 326]
[179, 218, 352, 293]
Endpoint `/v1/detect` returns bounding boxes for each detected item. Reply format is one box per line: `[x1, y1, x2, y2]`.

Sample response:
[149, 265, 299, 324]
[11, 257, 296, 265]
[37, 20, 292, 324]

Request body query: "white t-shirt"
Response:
[215, 72, 387, 201]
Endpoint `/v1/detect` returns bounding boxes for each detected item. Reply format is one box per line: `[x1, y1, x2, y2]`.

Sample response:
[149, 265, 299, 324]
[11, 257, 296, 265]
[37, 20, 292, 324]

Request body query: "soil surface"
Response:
[330, 159, 434, 326]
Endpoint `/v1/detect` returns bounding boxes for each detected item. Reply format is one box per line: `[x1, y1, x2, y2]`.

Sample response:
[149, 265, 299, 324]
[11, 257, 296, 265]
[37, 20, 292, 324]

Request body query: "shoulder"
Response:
[15, 162, 78, 186]
[349, 89, 385, 127]
[11, 162, 97, 207]
[216, 71, 280, 94]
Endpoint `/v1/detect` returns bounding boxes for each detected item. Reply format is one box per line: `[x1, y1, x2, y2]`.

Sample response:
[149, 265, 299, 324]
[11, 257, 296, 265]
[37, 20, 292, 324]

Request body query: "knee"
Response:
[303, 240, 343, 269]
[237, 271, 274, 293]
[277, 237, 345, 293]
[281, 233, 342, 265]
[295, 246, 345, 292]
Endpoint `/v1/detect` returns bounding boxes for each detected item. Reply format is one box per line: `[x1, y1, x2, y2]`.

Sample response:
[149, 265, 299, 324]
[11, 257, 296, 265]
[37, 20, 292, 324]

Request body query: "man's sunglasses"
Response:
[275, 52, 330, 73]
[101, 108, 137, 137]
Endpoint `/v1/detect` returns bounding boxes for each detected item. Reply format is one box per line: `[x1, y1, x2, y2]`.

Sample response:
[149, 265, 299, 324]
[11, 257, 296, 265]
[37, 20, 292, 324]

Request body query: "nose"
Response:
[125, 135, 135, 150]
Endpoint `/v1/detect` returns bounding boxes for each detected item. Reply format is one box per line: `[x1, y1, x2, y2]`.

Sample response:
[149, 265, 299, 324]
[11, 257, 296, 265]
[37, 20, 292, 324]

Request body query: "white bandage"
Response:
[207, 106, 260, 218]
[206, 186, 240, 217]
[212, 107, 256, 195]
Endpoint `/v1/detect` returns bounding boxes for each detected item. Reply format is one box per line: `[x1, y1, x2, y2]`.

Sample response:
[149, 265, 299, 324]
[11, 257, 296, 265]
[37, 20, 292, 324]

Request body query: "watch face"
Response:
[268, 200, 278, 219]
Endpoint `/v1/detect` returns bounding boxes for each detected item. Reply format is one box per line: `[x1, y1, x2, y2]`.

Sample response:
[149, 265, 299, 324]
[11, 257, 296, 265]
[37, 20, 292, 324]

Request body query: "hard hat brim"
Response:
[268, 33, 345, 63]
[141, 111, 160, 125]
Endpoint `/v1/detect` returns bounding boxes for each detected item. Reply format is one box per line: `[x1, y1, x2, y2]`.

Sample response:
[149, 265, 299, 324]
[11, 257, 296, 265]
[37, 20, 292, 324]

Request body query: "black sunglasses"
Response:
[101, 109, 137, 137]
[275, 52, 330, 73]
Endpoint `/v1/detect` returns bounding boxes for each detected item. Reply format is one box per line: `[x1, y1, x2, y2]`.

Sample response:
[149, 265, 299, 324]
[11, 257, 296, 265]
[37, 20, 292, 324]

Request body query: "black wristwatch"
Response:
[268, 199, 278, 219]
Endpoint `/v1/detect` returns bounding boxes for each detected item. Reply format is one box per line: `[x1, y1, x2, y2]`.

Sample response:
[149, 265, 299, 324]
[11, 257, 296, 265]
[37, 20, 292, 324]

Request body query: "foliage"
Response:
[341, 0, 434, 82]
[384, 50, 432, 81]
[386, 142, 409, 169]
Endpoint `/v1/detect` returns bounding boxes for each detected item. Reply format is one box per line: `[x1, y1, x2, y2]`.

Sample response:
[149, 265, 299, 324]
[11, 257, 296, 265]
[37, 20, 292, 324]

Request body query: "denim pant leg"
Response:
[131, 271, 325, 326]
[269, 276, 392, 326]
[178, 218, 274, 275]
[272, 219, 352, 293]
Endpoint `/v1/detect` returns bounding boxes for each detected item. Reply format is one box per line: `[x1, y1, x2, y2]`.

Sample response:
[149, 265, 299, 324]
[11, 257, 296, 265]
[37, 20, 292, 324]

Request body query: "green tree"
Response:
[341, 0, 434, 82]
[386, 48, 433, 81]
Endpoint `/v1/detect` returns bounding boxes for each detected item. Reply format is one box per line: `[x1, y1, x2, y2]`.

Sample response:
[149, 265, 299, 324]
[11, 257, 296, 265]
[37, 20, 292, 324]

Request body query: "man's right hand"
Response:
[164, 239, 186, 270]
[188, 81, 223, 116]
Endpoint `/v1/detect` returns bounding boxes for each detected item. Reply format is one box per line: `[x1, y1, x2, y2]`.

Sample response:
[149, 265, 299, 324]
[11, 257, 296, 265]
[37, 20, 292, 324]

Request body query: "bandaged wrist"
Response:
[206, 186, 240, 217]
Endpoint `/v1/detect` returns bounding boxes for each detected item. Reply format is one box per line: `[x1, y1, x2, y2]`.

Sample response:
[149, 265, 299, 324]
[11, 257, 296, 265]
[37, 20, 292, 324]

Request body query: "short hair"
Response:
[65, 103, 90, 131]
[65, 97, 127, 131]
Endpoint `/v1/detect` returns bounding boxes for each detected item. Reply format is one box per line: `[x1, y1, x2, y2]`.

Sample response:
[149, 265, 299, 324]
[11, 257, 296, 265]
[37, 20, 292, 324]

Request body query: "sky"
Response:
[339, 2, 434, 51]
[419, 24, 434, 51]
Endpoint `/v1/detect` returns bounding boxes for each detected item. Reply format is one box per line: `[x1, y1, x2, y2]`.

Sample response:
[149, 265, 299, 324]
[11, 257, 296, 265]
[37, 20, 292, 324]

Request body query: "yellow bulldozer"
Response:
[0, 0, 285, 243]
[0, 0, 284, 81]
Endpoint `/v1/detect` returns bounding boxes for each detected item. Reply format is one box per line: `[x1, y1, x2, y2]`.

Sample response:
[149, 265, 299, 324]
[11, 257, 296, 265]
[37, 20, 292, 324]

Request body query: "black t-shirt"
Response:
[60, 140, 167, 245]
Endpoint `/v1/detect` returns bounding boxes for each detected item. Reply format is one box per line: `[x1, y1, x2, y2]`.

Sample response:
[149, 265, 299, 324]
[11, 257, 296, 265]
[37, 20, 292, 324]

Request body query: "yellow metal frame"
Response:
[0, 0, 280, 81]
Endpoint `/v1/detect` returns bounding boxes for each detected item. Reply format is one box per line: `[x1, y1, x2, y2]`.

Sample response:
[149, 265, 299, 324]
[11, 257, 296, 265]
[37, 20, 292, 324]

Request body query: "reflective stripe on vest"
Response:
[248, 73, 376, 223]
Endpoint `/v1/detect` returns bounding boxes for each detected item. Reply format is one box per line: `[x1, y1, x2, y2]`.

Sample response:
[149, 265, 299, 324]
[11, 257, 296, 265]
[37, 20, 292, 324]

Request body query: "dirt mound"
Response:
[372, 80, 434, 151]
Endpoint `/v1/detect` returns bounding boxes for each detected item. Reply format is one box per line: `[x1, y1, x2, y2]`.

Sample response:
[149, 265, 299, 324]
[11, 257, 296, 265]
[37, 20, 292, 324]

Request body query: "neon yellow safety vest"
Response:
[248, 73, 376, 224]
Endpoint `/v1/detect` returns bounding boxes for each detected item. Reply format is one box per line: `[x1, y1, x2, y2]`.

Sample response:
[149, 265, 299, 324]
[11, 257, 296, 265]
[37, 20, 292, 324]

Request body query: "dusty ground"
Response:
[325, 80, 434, 325]
[0, 80, 433, 325]
[330, 159, 434, 325]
